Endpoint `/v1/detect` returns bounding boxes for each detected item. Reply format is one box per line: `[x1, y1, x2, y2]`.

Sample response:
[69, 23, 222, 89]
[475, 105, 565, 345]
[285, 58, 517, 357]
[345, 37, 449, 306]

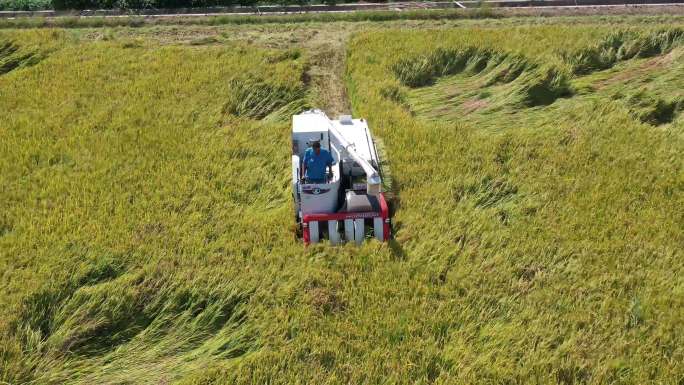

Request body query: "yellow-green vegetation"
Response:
[0, 29, 307, 383]
[347, 23, 684, 384]
[1, 17, 683, 385]
[0, 9, 499, 30]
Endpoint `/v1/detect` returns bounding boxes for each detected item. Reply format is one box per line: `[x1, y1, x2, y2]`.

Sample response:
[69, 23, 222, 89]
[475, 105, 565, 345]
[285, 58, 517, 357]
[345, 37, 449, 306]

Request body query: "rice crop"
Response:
[391, 26, 684, 108]
[2, 16, 684, 385]
[345, 22, 684, 384]
[0, 29, 57, 74]
[0, 30, 310, 383]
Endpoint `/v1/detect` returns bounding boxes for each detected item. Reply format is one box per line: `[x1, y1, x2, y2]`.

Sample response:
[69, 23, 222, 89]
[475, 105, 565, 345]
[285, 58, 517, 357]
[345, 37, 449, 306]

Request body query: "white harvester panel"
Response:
[309, 221, 319, 243]
[328, 220, 340, 245]
[353, 218, 364, 245]
[299, 181, 340, 215]
[373, 217, 384, 241]
[331, 117, 380, 177]
[344, 219, 354, 243]
[292, 112, 331, 158]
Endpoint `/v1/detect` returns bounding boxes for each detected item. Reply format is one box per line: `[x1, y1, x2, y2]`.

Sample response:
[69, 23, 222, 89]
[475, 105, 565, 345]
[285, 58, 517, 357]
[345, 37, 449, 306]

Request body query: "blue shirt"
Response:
[303, 148, 333, 181]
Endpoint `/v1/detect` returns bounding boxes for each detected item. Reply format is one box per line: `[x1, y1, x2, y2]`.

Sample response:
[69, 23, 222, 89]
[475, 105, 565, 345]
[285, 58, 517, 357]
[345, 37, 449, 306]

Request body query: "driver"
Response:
[301, 140, 333, 184]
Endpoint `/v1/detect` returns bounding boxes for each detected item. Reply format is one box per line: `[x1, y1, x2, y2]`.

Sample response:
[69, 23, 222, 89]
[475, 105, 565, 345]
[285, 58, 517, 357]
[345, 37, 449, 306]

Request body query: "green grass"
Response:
[0, 8, 500, 30]
[0, 0, 51, 11]
[2, 16, 684, 385]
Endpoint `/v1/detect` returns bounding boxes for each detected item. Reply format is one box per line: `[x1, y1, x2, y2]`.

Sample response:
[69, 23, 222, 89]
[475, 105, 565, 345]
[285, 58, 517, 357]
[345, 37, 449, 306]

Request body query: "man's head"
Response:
[312, 141, 321, 154]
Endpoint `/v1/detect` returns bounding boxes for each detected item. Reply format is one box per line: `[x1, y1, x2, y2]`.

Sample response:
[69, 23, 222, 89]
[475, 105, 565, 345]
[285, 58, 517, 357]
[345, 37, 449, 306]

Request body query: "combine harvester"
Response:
[291, 110, 390, 245]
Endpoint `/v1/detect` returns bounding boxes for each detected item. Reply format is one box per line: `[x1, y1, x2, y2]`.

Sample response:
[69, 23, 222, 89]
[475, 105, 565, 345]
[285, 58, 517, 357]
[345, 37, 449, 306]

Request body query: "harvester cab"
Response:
[292, 110, 390, 245]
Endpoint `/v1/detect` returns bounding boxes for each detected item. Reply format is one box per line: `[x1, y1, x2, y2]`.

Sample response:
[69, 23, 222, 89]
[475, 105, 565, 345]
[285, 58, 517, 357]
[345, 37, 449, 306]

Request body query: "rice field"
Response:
[1, 16, 683, 384]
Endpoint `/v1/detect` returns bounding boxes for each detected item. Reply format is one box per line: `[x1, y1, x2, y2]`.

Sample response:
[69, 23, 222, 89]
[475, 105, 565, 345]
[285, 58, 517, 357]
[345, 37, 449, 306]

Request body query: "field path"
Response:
[89, 23, 355, 116]
[302, 27, 354, 117]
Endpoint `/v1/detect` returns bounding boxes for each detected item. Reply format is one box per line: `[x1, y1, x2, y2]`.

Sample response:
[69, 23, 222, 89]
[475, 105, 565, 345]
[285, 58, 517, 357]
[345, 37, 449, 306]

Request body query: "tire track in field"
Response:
[300, 27, 354, 117]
